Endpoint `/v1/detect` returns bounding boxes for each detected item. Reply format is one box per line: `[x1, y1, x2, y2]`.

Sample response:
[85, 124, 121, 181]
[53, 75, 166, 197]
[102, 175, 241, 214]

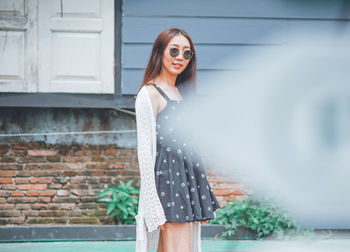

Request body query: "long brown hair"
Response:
[138, 28, 196, 96]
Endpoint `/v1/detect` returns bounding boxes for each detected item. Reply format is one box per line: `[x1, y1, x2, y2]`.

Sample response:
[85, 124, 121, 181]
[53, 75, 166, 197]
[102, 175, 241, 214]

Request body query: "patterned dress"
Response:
[149, 84, 221, 223]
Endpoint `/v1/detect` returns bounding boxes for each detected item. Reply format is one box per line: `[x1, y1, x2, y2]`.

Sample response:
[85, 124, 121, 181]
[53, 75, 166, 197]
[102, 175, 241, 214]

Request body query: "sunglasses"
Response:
[169, 47, 193, 60]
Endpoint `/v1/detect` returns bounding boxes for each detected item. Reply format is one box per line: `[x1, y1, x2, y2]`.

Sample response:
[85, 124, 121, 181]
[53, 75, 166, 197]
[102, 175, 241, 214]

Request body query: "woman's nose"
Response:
[176, 52, 184, 61]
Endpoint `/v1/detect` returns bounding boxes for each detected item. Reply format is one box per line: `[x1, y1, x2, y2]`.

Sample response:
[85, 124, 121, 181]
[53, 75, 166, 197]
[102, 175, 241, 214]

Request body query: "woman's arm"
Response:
[135, 88, 167, 232]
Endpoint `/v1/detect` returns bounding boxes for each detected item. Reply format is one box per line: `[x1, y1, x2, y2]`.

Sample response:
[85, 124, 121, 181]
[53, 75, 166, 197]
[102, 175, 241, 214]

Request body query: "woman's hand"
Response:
[200, 220, 209, 224]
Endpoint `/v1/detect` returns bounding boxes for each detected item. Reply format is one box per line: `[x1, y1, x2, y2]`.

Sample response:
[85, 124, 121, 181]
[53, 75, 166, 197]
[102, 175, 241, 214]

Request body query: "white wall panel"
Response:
[39, 0, 114, 93]
[0, 31, 24, 78]
[0, 0, 24, 16]
[0, 0, 38, 93]
[53, 0, 100, 17]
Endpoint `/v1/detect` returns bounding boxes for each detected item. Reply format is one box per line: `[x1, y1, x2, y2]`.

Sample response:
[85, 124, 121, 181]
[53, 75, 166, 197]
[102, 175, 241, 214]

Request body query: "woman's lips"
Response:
[172, 63, 183, 69]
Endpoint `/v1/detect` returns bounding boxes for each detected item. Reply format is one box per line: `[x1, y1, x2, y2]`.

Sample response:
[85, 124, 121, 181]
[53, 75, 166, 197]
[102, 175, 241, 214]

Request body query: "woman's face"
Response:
[161, 34, 192, 77]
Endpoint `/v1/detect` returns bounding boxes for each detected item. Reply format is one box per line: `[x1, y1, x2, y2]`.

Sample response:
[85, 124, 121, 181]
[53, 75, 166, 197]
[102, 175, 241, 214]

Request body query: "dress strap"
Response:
[146, 83, 171, 102]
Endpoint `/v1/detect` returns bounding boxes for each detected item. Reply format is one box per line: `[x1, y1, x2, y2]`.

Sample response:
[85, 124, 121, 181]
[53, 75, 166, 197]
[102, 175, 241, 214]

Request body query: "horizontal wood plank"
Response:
[123, 0, 350, 20]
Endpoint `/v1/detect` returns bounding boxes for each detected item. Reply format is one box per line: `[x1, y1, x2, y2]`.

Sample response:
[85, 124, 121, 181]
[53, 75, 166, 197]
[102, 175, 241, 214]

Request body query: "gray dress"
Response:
[149, 84, 221, 223]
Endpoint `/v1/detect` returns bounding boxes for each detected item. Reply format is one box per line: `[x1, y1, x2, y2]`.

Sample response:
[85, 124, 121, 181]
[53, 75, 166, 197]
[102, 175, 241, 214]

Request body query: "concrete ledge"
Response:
[0, 225, 348, 242]
[0, 224, 228, 242]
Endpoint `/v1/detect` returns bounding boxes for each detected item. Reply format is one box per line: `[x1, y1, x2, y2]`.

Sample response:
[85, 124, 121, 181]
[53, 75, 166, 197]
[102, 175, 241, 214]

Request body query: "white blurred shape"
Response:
[177, 30, 350, 229]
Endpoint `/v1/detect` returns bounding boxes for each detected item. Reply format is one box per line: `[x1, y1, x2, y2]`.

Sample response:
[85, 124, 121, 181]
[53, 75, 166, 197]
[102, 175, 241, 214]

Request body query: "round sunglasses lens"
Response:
[169, 48, 179, 57]
[183, 50, 193, 60]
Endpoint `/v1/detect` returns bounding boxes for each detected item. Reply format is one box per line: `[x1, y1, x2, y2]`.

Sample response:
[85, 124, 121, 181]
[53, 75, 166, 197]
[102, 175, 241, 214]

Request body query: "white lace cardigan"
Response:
[135, 86, 202, 252]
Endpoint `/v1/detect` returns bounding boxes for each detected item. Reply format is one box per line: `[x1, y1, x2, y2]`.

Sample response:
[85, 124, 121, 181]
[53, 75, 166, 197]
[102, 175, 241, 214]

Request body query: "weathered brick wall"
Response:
[0, 142, 248, 225]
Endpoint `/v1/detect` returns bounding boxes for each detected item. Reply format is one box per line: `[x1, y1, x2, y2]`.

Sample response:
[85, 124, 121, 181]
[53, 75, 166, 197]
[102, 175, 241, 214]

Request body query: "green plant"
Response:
[96, 179, 139, 224]
[210, 196, 313, 239]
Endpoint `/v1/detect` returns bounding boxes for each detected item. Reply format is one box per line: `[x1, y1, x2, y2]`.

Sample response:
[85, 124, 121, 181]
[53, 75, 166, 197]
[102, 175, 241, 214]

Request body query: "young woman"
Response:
[135, 28, 221, 252]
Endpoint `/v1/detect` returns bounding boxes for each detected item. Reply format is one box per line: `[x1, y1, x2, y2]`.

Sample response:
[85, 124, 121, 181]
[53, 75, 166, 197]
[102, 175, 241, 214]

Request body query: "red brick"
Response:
[91, 171, 104, 176]
[60, 203, 75, 210]
[104, 149, 117, 156]
[38, 197, 51, 203]
[113, 164, 126, 169]
[47, 203, 60, 210]
[0, 144, 9, 150]
[31, 170, 62, 177]
[22, 210, 39, 217]
[11, 191, 25, 196]
[16, 171, 31, 177]
[52, 196, 79, 203]
[0, 171, 16, 177]
[26, 217, 53, 224]
[0, 178, 12, 184]
[26, 164, 67, 170]
[77, 203, 98, 209]
[0, 157, 16, 162]
[63, 171, 78, 176]
[31, 203, 48, 210]
[26, 191, 39, 196]
[70, 217, 100, 224]
[225, 195, 245, 201]
[1, 184, 16, 190]
[0, 204, 14, 210]
[70, 177, 86, 183]
[15, 178, 30, 184]
[104, 171, 118, 176]
[91, 156, 105, 162]
[63, 156, 91, 162]
[13, 144, 32, 149]
[40, 210, 68, 217]
[0, 210, 20, 217]
[0, 165, 23, 170]
[0, 217, 25, 224]
[30, 177, 53, 184]
[24, 164, 40, 170]
[99, 177, 112, 183]
[39, 190, 56, 196]
[0, 191, 10, 197]
[46, 156, 61, 162]
[57, 190, 70, 196]
[7, 197, 37, 203]
[118, 157, 133, 162]
[5, 150, 27, 157]
[28, 150, 57, 156]
[86, 164, 113, 169]
[18, 157, 46, 163]
[213, 189, 237, 196]
[48, 184, 62, 189]
[71, 189, 96, 196]
[17, 184, 47, 190]
[66, 163, 83, 169]
[214, 183, 240, 190]
[74, 149, 99, 156]
[15, 204, 31, 210]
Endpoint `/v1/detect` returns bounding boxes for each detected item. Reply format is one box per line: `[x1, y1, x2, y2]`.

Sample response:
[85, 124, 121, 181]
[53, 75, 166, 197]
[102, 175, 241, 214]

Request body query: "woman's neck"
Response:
[153, 69, 177, 88]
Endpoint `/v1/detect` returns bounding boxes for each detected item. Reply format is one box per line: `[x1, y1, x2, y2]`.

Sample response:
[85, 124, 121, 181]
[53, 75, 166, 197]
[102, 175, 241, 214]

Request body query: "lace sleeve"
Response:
[135, 88, 167, 233]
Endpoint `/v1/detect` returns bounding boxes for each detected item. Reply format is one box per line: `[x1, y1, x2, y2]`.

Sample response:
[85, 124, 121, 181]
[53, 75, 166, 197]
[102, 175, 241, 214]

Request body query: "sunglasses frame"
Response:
[169, 47, 193, 60]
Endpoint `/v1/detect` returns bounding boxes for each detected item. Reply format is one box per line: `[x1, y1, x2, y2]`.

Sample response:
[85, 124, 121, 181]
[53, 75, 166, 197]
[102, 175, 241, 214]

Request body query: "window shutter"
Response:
[38, 0, 114, 93]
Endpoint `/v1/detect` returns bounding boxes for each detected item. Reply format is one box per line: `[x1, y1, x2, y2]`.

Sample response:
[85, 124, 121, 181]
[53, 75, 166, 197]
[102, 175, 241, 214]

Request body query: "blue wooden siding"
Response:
[121, 0, 350, 94]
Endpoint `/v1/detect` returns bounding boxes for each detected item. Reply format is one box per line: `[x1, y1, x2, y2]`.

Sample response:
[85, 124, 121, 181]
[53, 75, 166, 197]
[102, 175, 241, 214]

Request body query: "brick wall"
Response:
[0, 142, 248, 225]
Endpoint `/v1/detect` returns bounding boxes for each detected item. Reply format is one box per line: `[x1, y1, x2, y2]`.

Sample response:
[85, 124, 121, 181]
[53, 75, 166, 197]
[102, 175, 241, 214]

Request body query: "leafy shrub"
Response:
[210, 196, 313, 239]
[96, 179, 139, 224]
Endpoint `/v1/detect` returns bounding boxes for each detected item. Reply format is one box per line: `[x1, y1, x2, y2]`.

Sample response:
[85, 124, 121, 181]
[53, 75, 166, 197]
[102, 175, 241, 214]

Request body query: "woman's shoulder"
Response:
[137, 84, 160, 103]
